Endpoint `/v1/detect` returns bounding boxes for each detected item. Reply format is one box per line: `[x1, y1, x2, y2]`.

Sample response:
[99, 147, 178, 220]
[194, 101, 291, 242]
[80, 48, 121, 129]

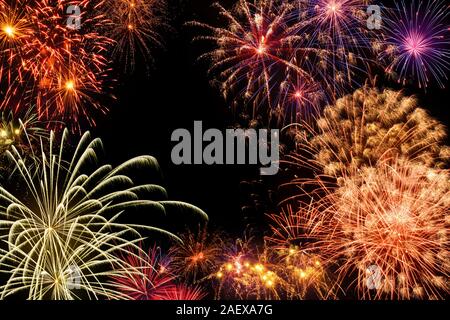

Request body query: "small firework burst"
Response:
[270, 246, 334, 299]
[381, 0, 450, 88]
[111, 245, 176, 300]
[105, 0, 167, 72]
[0, 0, 32, 83]
[287, 87, 450, 180]
[169, 226, 224, 283]
[0, 107, 48, 178]
[266, 205, 335, 299]
[302, 157, 450, 299]
[213, 252, 282, 300]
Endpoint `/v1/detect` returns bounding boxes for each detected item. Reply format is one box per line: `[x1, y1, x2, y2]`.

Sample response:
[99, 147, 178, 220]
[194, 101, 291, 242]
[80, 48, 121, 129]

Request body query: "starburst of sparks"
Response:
[381, 0, 450, 88]
[0, 129, 207, 299]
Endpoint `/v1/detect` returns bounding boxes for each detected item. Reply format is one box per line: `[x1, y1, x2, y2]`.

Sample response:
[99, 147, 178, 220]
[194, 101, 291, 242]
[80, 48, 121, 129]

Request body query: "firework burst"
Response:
[106, 0, 167, 72]
[381, 0, 450, 89]
[302, 157, 450, 299]
[289, 0, 375, 99]
[158, 284, 207, 300]
[169, 226, 224, 283]
[0, 107, 48, 178]
[213, 251, 282, 300]
[0, 0, 114, 131]
[111, 245, 176, 300]
[286, 87, 450, 180]
[0, 129, 207, 299]
[190, 0, 377, 124]
[189, 0, 305, 120]
[266, 205, 335, 299]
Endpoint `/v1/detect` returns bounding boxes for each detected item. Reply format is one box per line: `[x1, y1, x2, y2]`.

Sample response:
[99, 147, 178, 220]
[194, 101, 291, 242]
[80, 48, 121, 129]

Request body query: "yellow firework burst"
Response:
[0, 129, 207, 299]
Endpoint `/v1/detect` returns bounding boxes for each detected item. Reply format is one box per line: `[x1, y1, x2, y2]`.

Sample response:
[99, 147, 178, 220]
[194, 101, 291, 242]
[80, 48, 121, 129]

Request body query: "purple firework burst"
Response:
[382, 0, 450, 89]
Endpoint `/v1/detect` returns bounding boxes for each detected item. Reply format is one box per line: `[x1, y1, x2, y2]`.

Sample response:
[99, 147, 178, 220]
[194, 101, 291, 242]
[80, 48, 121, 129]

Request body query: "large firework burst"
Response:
[302, 157, 450, 299]
[190, 0, 377, 124]
[0, 130, 207, 299]
[381, 0, 450, 89]
[111, 245, 176, 300]
[0, 0, 113, 131]
[287, 87, 450, 179]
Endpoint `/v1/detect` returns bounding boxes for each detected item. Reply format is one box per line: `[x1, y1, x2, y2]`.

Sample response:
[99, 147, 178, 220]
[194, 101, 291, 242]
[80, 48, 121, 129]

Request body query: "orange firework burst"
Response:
[169, 226, 224, 283]
[283, 87, 450, 184]
[106, 0, 166, 72]
[189, 0, 311, 122]
[0, 0, 114, 131]
[302, 157, 450, 299]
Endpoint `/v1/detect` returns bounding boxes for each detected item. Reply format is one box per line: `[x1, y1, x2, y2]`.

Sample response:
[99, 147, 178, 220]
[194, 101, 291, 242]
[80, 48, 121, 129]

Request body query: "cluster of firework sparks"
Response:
[0, 0, 448, 300]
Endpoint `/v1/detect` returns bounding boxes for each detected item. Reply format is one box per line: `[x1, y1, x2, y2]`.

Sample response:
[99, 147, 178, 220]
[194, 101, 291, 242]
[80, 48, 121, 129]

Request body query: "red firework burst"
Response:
[110, 245, 176, 300]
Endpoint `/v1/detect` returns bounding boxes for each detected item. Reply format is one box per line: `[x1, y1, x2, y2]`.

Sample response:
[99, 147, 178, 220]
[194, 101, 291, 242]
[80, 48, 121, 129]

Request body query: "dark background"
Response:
[92, 0, 450, 236]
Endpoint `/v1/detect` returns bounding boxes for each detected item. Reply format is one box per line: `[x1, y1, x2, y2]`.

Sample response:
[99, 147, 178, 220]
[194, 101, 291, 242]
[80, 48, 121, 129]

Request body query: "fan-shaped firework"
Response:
[288, 87, 450, 179]
[106, 0, 167, 72]
[381, 0, 450, 89]
[302, 158, 450, 299]
[169, 226, 224, 283]
[0, 129, 207, 299]
[111, 245, 176, 300]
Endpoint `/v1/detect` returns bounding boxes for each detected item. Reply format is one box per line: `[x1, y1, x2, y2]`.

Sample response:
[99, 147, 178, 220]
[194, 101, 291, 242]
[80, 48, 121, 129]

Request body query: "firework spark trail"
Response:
[0, 129, 207, 299]
[381, 0, 450, 88]
[298, 157, 450, 299]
